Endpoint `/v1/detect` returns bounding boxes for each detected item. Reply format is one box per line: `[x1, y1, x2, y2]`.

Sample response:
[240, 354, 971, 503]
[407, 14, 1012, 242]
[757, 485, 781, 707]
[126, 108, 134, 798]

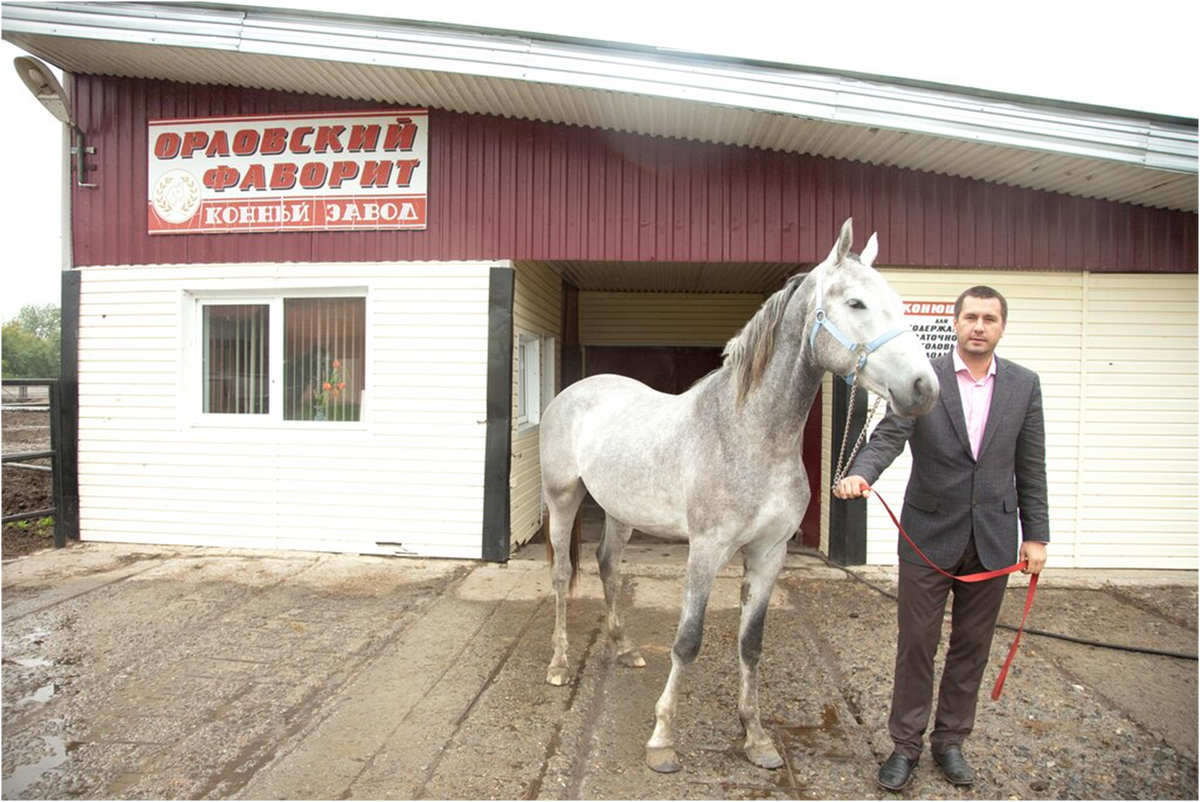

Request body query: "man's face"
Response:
[954, 295, 1006, 359]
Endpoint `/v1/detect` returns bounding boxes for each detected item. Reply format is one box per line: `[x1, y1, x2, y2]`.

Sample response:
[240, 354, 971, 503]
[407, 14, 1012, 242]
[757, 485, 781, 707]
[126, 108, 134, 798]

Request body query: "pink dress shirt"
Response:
[953, 350, 996, 460]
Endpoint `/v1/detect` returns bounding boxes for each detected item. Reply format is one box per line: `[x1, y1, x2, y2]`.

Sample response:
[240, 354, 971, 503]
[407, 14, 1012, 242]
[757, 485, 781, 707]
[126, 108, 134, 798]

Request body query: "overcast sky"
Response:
[1, 0, 1196, 321]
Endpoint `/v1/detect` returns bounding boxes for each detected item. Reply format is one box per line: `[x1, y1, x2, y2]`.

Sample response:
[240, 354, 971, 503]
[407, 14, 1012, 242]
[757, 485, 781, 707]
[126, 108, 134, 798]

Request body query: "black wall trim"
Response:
[60, 270, 81, 543]
[482, 267, 515, 562]
[827, 380, 867, 565]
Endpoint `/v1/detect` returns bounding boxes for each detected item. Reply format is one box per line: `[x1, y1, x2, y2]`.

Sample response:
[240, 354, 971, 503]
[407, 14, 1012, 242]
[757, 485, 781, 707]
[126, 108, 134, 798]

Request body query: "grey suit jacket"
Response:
[848, 353, 1050, 570]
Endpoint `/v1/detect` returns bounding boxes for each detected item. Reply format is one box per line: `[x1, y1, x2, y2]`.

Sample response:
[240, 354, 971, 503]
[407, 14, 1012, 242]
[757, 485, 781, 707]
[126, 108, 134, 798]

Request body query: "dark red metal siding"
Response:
[70, 74, 1197, 272]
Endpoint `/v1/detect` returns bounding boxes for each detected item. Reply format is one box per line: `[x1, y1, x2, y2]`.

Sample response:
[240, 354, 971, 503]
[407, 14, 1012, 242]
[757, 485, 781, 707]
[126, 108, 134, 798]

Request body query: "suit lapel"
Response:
[976, 356, 1013, 461]
[936, 355, 974, 459]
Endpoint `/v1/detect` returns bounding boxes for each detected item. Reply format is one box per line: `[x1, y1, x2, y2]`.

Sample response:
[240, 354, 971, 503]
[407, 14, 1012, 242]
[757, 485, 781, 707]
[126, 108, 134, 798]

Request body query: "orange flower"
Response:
[337, 381, 346, 390]
[332, 359, 341, 369]
[323, 381, 332, 391]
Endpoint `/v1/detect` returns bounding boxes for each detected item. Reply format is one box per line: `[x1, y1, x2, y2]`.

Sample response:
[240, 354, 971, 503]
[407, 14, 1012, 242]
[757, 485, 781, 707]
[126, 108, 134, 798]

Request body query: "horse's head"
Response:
[809, 219, 938, 417]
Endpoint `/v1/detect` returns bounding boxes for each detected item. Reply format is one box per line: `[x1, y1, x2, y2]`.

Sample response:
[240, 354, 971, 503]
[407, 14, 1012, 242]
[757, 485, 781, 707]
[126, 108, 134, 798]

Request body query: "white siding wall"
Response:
[1075, 274, 1198, 568]
[77, 262, 497, 559]
[510, 261, 563, 547]
[579, 292, 763, 346]
[853, 269, 1197, 570]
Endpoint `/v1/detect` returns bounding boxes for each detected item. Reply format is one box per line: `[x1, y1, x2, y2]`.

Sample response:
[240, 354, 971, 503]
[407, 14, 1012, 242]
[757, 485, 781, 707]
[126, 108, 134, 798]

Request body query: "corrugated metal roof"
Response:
[3, 1, 1196, 212]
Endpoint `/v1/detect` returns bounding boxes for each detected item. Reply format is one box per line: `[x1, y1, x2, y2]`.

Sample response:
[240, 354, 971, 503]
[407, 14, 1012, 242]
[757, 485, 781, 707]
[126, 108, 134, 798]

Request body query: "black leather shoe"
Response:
[877, 752, 919, 791]
[933, 745, 975, 786]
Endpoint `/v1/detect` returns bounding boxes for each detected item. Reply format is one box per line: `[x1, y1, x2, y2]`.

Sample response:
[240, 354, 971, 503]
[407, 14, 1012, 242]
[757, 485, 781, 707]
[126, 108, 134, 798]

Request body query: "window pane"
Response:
[284, 298, 366, 422]
[203, 305, 269, 414]
[516, 333, 540, 425]
[517, 341, 528, 421]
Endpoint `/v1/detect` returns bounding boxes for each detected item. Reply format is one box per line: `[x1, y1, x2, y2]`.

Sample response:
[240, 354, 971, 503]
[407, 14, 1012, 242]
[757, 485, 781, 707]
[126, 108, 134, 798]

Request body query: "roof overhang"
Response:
[3, 1, 1197, 213]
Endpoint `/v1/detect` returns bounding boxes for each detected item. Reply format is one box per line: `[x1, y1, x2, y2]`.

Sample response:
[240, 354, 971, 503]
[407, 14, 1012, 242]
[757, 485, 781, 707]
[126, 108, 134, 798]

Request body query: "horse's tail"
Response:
[544, 504, 582, 594]
[569, 507, 581, 593]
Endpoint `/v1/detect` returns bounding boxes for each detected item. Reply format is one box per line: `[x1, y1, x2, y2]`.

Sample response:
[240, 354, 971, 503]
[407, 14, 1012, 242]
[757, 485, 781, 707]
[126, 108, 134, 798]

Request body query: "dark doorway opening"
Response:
[584, 345, 722, 395]
[582, 345, 822, 548]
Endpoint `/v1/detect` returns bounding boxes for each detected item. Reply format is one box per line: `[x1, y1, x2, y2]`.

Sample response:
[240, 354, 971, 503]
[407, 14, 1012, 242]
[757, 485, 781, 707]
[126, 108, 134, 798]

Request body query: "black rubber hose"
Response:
[823, 557, 1199, 661]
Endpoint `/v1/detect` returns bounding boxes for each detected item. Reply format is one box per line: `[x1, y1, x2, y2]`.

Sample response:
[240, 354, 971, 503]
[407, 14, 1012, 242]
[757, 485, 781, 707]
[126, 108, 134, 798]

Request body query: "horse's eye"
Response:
[848, 299, 867, 310]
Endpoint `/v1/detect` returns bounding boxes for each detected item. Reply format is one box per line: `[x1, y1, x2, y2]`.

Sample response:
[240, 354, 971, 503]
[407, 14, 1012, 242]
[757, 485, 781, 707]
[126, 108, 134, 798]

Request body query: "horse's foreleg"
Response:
[596, 515, 645, 668]
[546, 487, 585, 686]
[737, 537, 788, 769]
[645, 548, 722, 773]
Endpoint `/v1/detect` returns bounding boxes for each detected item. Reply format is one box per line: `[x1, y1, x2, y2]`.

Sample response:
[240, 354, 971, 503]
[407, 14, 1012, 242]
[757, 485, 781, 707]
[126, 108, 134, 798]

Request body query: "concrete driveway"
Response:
[2, 540, 1196, 799]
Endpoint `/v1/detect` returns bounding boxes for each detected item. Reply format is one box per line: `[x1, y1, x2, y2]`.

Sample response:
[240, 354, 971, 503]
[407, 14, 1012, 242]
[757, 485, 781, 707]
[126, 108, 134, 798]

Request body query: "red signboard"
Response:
[147, 109, 429, 234]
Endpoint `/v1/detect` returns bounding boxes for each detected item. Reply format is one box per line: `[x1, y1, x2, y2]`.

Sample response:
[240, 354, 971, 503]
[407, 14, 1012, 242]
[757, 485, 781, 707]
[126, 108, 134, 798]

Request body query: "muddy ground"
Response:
[2, 537, 1196, 800]
[2, 408, 56, 559]
[3, 406, 1198, 799]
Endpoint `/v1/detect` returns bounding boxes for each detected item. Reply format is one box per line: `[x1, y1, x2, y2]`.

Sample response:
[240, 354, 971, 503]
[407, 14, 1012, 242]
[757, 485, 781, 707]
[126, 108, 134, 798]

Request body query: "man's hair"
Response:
[955, 285, 1008, 323]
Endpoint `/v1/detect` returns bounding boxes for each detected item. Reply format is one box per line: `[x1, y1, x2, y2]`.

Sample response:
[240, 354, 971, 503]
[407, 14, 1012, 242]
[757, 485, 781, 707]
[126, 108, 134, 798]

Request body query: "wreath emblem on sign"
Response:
[152, 170, 202, 224]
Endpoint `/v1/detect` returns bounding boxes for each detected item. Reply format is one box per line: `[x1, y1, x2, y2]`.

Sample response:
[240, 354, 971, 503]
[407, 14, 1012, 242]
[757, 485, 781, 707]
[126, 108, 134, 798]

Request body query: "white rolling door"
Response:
[1075, 274, 1198, 568]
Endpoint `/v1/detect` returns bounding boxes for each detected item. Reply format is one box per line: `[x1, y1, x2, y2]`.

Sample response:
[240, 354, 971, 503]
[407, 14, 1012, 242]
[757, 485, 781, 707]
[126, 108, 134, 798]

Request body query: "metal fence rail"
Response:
[1, 382, 50, 407]
[2, 379, 67, 548]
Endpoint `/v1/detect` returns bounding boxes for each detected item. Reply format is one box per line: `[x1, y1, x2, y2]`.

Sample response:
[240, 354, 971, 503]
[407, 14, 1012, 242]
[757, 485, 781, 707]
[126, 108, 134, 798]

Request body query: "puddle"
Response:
[17, 683, 57, 706]
[1, 735, 69, 798]
[776, 704, 855, 758]
[11, 657, 54, 668]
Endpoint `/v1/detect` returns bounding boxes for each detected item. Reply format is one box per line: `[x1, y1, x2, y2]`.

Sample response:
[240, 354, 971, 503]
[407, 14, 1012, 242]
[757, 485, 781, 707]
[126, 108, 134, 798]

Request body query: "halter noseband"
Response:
[808, 266, 909, 384]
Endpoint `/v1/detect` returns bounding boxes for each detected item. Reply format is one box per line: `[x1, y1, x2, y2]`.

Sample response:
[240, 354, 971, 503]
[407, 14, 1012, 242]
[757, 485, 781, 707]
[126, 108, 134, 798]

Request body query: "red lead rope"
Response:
[865, 486, 1039, 700]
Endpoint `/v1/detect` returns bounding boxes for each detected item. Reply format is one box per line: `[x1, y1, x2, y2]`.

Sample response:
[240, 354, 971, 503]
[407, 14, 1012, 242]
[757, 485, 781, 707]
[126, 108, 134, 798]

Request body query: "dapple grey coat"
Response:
[849, 353, 1050, 571]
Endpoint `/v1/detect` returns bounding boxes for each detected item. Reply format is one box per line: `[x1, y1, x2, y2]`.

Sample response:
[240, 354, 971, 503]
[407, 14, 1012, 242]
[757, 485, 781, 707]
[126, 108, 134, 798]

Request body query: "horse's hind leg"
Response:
[596, 515, 645, 668]
[546, 482, 586, 686]
[737, 536, 788, 769]
[645, 544, 724, 773]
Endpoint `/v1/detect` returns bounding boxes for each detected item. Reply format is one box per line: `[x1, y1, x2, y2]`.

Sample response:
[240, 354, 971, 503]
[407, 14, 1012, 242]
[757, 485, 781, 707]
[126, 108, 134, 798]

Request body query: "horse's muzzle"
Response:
[892, 372, 938, 417]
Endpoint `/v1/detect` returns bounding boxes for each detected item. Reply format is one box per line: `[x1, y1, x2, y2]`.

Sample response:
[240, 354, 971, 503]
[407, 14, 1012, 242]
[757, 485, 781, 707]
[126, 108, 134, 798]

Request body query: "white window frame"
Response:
[183, 287, 369, 428]
[516, 330, 541, 429]
[540, 335, 557, 415]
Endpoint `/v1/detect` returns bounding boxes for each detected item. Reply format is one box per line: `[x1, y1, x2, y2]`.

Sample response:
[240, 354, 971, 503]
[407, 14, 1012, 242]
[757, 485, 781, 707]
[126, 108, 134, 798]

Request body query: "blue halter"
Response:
[808, 267, 909, 384]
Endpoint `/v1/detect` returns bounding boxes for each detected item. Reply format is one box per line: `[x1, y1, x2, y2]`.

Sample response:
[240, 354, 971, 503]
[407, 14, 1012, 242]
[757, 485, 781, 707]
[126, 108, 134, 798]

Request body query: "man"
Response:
[834, 285, 1048, 791]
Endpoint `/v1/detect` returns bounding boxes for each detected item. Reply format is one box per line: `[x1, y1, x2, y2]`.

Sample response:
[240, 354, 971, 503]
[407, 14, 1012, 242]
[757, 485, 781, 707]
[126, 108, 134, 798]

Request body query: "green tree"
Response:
[2, 304, 61, 378]
[11, 304, 60, 341]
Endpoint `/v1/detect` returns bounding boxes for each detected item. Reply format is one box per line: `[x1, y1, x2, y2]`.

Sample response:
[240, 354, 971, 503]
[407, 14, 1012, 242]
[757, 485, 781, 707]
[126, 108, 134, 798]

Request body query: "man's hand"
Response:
[1020, 541, 1047, 575]
[834, 475, 871, 500]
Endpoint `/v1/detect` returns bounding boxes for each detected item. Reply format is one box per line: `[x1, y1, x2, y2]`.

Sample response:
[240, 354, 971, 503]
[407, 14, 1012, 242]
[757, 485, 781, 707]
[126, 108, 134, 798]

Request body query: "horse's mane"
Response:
[722, 272, 807, 404]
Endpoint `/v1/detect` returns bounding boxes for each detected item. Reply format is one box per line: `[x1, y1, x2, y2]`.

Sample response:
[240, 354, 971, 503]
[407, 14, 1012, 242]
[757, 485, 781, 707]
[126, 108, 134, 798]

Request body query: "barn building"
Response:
[4, 3, 1197, 568]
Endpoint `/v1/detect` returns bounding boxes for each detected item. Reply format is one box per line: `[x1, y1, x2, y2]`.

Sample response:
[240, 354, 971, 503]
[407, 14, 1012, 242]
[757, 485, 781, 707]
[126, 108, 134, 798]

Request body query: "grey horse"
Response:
[539, 219, 938, 773]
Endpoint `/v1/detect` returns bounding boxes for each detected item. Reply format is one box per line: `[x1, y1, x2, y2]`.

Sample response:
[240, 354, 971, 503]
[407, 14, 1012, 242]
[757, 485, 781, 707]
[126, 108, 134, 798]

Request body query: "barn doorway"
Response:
[580, 343, 823, 549]
[584, 345, 722, 395]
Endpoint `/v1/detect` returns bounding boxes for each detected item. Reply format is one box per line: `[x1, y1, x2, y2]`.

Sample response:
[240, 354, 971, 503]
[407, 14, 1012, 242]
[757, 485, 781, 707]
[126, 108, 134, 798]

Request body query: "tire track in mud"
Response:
[50, 559, 466, 799]
[1101, 584, 1198, 633]
[407, 594, 552, 799]
[4, 559, 171, 624]
[204, 564, 476, 800]
[5, 556, 334, 753]
[779, 580, 870, 728]
[524, 611, 605, 800]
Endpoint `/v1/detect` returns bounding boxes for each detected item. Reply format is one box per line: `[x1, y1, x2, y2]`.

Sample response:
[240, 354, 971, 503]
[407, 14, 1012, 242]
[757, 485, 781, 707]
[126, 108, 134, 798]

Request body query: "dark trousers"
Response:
[889, 536, 1009, 760]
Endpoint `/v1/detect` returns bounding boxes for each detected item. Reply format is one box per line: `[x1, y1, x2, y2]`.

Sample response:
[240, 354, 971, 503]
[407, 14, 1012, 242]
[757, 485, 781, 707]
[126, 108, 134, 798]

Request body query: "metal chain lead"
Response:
[832, 376, 885, 490]
[831, 377, 860, 488]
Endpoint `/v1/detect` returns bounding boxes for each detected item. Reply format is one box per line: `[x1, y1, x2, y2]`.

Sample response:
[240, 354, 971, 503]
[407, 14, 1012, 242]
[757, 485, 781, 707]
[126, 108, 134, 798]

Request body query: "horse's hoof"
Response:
[617, 649, 647, 668]
[646, 746, 681, 773]
[745, 745, 784, 770]
[546, 667, 570, 686]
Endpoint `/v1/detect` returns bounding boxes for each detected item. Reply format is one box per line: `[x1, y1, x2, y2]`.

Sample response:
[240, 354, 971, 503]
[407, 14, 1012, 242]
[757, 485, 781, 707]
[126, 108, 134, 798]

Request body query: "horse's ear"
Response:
[860, 232, 879, 267]
[828, 218, 854, 267]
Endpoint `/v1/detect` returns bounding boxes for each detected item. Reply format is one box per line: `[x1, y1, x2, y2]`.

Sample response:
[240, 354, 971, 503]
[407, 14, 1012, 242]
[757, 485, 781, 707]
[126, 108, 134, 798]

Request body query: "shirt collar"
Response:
[953, 349, 997, 380]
